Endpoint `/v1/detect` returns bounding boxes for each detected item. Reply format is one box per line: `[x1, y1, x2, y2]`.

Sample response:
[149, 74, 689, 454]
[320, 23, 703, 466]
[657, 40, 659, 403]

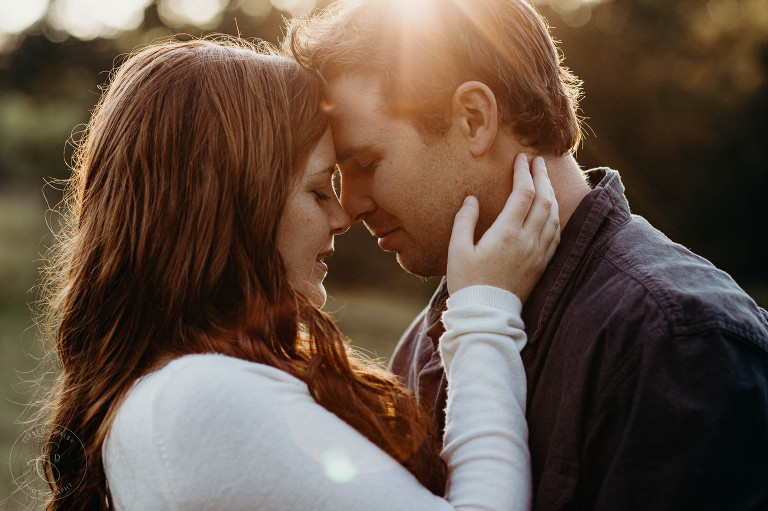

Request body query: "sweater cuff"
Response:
[447, 285, 523, 315]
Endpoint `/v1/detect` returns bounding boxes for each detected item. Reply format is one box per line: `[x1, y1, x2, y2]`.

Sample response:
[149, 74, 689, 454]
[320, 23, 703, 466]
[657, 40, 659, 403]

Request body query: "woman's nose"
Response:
[331, 198, 352, 235]
[339, 173, 376, 223]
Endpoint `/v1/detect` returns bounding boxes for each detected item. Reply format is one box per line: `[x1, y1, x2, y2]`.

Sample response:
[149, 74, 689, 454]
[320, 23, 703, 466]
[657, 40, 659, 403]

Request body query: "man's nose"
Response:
[339, 174, 376, 223]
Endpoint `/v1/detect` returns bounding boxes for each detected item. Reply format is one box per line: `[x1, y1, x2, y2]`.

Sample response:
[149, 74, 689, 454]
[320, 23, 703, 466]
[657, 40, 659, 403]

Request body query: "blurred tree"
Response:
[0, 0, 765, 288]
[537, 0, 768, 284]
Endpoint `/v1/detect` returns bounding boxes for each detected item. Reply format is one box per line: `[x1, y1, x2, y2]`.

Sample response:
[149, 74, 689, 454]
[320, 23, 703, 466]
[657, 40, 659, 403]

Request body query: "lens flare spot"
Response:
[321, 448, 357, 483]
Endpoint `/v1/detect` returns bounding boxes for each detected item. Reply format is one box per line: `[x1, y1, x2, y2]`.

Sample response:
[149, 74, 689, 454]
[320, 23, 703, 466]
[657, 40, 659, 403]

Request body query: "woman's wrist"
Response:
[446, 285, 523, 315]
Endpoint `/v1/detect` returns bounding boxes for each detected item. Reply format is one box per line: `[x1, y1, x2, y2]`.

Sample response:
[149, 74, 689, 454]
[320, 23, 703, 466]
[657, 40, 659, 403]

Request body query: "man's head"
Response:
[287, 0, 582, 277]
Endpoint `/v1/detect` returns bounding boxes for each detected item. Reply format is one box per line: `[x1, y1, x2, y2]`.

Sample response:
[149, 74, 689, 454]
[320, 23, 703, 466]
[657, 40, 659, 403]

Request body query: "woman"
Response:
[39, 38, 559, 510]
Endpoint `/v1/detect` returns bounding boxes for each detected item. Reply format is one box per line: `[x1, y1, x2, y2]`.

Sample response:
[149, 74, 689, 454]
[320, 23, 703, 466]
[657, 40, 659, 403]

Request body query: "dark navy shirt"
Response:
[390, 169, 768, 510]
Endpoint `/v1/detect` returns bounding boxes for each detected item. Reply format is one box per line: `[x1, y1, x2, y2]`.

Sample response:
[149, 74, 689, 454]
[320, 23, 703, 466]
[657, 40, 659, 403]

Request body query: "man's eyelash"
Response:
[314, 191, 332, 201]
[360, 158, 380, 172]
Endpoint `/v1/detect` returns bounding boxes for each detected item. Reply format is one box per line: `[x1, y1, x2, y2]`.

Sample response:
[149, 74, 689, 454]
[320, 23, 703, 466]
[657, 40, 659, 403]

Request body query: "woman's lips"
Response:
[315, 248, 333, 274]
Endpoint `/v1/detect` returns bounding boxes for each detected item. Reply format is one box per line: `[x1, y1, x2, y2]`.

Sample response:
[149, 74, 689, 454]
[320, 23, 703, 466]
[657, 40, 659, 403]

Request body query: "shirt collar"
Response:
[425, 278, 450, 349]
[521, 168, 631, 342]
[423, 168, 629, 348]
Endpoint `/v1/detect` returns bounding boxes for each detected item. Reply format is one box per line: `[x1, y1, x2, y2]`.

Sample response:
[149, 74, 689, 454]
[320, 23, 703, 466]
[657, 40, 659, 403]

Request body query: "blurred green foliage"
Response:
[1, 0, 766, 283]
[0, 0, 767, 506]
[547, 0, 768, 284]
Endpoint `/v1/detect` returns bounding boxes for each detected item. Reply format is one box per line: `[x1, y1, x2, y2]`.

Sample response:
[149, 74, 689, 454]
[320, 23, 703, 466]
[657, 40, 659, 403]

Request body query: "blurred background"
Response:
[0, 0, 766, 507]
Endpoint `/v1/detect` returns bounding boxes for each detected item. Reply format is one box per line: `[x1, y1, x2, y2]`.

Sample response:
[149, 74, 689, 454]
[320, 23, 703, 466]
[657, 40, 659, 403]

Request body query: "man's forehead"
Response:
[324, 75, 390, 163]
[325, 74, 387, 118]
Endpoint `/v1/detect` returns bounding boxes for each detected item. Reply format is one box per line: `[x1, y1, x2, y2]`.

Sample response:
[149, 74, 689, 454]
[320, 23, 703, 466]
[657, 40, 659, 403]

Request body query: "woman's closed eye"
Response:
[313, 180, 338, 202]
[311, 166, 340, 202]
[314, 190, 332, 202]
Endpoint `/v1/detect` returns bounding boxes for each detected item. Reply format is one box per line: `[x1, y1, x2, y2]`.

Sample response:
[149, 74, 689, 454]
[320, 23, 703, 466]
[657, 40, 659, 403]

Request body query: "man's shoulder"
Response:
[582, 214, 768, 351]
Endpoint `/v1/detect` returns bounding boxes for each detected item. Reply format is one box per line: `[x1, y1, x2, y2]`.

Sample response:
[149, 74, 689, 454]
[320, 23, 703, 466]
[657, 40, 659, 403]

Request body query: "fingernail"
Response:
[464, 195, 476, 206]
[520, 153, 528, 164]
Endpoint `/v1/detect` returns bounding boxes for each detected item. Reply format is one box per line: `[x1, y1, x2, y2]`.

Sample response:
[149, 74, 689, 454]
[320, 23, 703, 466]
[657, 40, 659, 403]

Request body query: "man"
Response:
[286, 0, 768, 509]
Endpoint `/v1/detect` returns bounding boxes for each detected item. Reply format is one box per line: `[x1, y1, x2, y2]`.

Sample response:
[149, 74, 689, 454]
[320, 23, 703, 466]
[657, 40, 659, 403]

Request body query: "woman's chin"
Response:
[307, 285, 327, 309]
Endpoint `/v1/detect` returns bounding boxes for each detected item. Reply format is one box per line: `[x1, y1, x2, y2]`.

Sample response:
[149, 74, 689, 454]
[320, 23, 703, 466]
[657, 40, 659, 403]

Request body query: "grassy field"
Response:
[1, 187, 53, 510]
[1, 188, 766, 509]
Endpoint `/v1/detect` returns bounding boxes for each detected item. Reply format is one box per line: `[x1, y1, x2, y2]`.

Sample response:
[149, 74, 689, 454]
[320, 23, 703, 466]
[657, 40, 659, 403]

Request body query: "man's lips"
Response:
[374, 228, 401, 251]
[371, 227, 398, 239]
[365, 218, 403, 251]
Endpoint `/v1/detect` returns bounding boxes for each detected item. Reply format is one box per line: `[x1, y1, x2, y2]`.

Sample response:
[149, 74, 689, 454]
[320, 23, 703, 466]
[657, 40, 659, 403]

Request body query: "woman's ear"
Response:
[451, 81, 498, 157]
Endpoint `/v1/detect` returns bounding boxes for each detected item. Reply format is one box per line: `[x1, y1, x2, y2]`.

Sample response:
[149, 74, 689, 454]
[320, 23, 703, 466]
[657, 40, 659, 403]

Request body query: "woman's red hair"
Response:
[39, 38, 445, 510]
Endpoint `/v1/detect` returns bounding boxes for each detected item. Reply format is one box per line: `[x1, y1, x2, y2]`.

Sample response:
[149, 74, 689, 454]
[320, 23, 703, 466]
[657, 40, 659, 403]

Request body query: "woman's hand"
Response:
[447, 154, 560, 302]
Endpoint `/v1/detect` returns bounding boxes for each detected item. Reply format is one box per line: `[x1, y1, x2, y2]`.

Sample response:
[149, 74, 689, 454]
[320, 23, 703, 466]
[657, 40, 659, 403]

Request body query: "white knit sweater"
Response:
[103, 286, 531, 510]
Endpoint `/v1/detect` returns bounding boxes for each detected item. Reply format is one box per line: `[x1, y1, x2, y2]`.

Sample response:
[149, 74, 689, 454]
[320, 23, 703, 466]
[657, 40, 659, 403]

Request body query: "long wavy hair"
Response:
[39, 38, 445, 510]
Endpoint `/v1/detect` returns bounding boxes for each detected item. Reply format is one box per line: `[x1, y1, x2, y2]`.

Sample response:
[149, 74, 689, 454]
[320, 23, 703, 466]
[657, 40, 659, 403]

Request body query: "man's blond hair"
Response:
[286, 0, 583, 156]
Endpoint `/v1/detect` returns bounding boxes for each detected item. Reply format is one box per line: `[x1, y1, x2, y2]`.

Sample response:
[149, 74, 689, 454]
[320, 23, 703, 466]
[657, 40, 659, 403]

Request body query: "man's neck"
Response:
[541, 153, 591, 229]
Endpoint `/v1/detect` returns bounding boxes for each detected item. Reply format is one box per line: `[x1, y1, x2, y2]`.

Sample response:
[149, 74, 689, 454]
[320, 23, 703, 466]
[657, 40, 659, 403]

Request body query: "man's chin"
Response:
[394, 251, 446, 279]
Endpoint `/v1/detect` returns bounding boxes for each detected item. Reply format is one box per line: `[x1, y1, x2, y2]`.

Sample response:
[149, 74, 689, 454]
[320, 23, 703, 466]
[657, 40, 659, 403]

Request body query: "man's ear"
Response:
[451, 81, 498, 157]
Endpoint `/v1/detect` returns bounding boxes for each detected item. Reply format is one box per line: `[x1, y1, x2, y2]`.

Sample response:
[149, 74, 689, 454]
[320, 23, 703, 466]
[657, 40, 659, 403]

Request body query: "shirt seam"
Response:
[592, 342, 644, 407]
[590, 249, 676, 335]
[596, 244, 768, 348]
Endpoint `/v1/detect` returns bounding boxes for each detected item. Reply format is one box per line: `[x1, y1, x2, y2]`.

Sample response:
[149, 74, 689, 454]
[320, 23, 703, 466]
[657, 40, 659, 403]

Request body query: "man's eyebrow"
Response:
[337, 144, 377, 164]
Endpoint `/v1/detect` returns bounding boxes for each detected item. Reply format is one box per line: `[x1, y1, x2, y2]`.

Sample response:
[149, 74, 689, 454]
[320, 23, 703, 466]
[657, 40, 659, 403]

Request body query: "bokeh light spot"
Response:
[48, 0, 152, 40]
[269, 0, 315, 16]
[550, 0, 582, 14]
[158, 0, 229, 29]
[0, 0, 49, 35]
[562, 4, 592, 27]
[707, 0, 739, 24]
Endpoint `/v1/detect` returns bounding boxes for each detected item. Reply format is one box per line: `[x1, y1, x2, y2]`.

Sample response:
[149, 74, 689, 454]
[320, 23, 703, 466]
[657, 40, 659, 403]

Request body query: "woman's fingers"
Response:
[521, 157, 554, 235]
[447, 196, 480, 294]
[449, 195, 480, 252]
[539, 185, 561, 257]
[445, 154, 561, 300]
[496, 153, 536, 230]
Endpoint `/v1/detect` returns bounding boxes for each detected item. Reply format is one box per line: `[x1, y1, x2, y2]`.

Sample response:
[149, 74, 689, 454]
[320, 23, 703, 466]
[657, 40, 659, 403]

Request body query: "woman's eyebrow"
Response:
[312, 165, 337, 177]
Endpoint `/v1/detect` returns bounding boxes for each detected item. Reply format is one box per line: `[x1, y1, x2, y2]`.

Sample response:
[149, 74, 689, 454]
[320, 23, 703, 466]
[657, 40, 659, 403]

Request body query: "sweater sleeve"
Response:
[105, 286, 530, 511]
[440, 285, 531, 510]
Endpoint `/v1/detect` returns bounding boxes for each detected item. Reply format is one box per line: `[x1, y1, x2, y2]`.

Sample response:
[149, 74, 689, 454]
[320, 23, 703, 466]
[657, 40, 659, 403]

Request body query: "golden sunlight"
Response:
[388, 0, 437, 24]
